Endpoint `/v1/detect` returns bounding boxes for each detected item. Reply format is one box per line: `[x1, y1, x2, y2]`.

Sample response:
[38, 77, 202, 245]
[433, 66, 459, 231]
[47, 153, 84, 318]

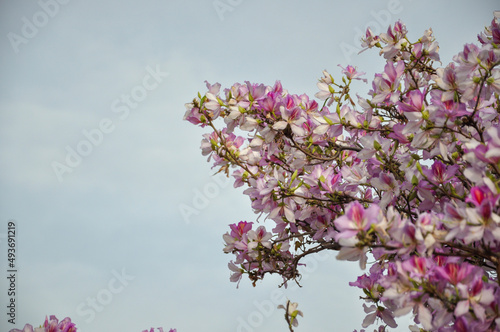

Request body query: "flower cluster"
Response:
[223, 221, 295, 286]
[185, 16, 500, 331]
[10, 315, 77, 332]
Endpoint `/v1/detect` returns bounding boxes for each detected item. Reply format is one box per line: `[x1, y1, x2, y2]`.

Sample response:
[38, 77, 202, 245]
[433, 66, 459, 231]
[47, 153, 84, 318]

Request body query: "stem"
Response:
[442, 241, 499, 267]
[284, 301, 295, 332]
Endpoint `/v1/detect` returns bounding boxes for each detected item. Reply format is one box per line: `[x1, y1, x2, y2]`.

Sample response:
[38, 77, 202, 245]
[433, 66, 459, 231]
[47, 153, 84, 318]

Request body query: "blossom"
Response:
[361, 303, 397, 329]
[245, 81, 267, 102]
[435, 262, 479, 285]
[228, 261, 243, 286]
[338, 64, 367, 83]
[315, 81, 336, 104]
[229, 221, 253, 239]
[278, 301, 303, 328]
[247, 226, 272, 251]
[11, 316, 77, 332]
[312, 113, 343, 138]
[9, 325, 40, 332]
[371, 172, 399, 209]
[429, 91, 469, 121]
[334, 202, 380, 240]
[360, 27, 381, 51]
[272, 105, 306, 136]
[370, 60, 405, 104]
[412, 39, 440, 62]
[318, 69, 334, 84]
[433, 63, 472, 101]
[379, 20, 408, 59]
[455, 278, 495, 322]
[422, 160, 459, 185]
[43, 315, 77, 332]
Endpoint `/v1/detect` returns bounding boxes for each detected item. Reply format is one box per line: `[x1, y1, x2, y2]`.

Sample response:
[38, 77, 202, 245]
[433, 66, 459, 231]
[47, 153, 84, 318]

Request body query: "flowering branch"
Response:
[184, 15, 500, 331]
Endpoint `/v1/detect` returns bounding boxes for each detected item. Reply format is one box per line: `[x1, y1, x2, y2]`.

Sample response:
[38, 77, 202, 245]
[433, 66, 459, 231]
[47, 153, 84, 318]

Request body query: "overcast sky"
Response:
[0, 1, 498, 331]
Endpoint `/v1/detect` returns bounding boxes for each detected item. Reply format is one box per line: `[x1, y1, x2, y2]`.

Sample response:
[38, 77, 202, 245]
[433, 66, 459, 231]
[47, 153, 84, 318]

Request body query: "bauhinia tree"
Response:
[184, 15, 500, 331]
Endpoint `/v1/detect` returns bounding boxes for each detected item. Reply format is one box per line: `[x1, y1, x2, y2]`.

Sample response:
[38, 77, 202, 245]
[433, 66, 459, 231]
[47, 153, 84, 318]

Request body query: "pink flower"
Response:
[222, 221, 253, 253]
[272, 106, 306, 137]
[9, 325, 37, 332]
[338, 65, 367, 83]
[245, 81, 267, 102]
[318, 69, 334, 84]
[334, 202, 380, 240]
[398, 89, 425, 113]
[400, 257, 432, 281]
[371, 172, 399, 209]
[422, 160, 459, 184]
[379, 20, 408, 59]
[435, 262, 478, 285]
[228, 261, 243, 287]
[478, 17, 500, 45]
[411, 40, 440, 62]
[10, 316, 77, 332]
[312, 113, 343, 138]
[360, 27, 381, 50]
[315, 81, 336, 105]
[247, 226, 272, 250]
[433, 63, 471, 101]
[42, 315, 77, 332]
[455, 278, 495, 322]
[361, 303, 397, 329]
[370, 61, 405, 105]
[311, 215, 336, 241]
[453, 43, 480, 74]
[429, 92, 469, 120]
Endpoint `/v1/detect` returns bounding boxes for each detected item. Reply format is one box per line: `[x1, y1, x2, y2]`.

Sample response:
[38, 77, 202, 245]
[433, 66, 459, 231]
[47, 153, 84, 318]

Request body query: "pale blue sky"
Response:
[0, 1, 498, 331]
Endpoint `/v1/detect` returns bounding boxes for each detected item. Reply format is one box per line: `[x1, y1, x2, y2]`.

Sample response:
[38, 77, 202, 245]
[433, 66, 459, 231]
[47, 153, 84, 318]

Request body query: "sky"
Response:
[0, 1, 498, 331]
